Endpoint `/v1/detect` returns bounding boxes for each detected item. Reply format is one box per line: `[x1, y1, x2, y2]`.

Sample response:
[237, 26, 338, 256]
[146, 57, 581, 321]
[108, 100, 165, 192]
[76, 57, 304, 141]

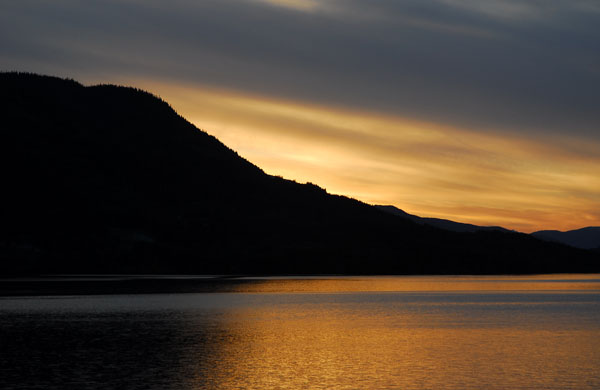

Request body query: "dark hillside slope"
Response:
[0, 73, 597, 274]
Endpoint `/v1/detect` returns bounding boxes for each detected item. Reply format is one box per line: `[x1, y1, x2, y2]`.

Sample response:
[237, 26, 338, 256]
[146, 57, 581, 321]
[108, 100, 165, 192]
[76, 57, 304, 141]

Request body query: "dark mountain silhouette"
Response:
[532, 227, 600, 250]
[375, 205, 511, 233]
[1, 72, 598, 275]
[377, 205, 600, 252]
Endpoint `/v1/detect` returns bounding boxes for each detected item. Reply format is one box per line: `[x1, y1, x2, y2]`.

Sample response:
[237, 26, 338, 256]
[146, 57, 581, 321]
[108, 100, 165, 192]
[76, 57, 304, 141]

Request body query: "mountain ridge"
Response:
[376, 205, 600, 250]
[375, 205, 512, 233]
[1, 72, 597, 275]
[531, 227, 600, 250]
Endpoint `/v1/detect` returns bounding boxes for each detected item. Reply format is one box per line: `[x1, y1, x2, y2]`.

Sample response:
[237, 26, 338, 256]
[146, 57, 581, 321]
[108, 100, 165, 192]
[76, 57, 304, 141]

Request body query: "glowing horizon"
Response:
[124, 79, 600, 233]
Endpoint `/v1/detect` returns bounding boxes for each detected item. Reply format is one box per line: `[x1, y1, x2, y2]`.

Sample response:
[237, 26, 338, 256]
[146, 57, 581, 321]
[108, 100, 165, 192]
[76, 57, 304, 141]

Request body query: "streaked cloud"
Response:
[255, 0, 321, 12]
[2, 0, 598, 138]
[139, 80, 600, 232]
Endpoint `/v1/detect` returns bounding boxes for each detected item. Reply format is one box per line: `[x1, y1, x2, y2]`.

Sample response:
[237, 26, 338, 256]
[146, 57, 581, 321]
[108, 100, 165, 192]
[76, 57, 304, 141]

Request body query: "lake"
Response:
[1, 275, 599, 389]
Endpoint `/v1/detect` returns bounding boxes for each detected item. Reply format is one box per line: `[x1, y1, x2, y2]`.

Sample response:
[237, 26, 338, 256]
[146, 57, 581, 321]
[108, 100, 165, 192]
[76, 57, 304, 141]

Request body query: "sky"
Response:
[2, 0, 599, 232]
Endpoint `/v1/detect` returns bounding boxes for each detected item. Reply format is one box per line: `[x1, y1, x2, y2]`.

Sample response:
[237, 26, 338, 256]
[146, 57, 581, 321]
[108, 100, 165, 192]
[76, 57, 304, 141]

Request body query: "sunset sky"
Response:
[2, 0, 599, 232]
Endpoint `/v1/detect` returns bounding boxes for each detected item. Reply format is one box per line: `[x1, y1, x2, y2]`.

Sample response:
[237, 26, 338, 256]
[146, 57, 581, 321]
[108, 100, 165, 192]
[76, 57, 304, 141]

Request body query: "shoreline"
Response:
[1, 274, 599, 297]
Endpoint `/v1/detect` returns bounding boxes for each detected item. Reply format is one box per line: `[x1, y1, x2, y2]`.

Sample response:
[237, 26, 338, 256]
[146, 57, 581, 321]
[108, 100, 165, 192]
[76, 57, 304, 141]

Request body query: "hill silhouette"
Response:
[1, 73, 597, 275]
[375, 205, 511, 233]
[532, 227, 600, 250]
[376, 205, 600, 253]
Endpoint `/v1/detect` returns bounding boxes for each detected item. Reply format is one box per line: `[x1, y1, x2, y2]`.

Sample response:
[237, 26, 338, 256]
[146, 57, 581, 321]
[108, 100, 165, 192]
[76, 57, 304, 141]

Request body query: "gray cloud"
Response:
[1, 0, 599, 138]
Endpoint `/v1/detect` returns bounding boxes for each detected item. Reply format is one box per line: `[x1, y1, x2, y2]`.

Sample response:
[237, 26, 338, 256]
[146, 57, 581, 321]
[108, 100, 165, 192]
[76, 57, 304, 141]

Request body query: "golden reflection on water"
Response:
[2, 276, 598, 389]
[182, 276, 600, 390]
[232, 274, 600, 293]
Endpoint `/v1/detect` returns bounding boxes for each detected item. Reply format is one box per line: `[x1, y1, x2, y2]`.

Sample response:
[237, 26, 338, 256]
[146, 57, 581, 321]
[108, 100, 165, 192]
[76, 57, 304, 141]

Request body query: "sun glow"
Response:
[132, 80, 600, 233]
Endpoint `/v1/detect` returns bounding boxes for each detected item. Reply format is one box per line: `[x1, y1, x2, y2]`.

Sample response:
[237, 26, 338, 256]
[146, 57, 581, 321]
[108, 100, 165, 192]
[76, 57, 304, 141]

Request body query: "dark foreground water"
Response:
[1, 275, 599, 389]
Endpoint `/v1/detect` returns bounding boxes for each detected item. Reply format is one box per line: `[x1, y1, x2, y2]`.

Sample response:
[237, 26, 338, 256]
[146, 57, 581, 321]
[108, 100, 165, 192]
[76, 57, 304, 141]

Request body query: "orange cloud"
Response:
[128, 80, 600, 233]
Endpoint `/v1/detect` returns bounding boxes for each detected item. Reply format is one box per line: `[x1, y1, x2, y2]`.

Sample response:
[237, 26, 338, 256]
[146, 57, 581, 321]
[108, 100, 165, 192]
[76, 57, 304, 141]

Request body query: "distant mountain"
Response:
[375, 205, 511, 233]
[376, 205, 600, 252]
[1, 72, 597, 275]
[532, 227, 600, 250]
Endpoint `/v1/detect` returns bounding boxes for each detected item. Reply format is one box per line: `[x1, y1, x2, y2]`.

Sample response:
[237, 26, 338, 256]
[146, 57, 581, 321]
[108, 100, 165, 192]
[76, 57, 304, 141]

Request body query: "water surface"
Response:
[1, 275, 599, 389]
